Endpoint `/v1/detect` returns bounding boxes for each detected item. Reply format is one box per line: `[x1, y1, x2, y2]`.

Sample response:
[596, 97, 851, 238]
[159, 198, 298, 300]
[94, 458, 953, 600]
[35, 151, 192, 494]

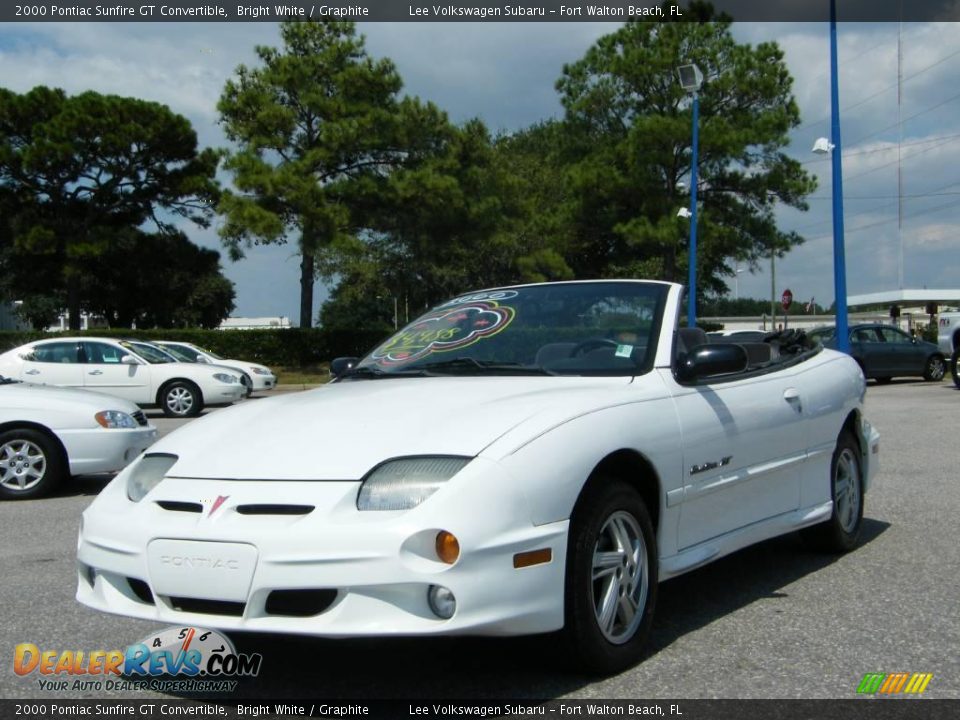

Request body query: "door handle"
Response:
[25, 369, 40, 375]
[783, 388, 802, 413]
[88, 370, 103, 376]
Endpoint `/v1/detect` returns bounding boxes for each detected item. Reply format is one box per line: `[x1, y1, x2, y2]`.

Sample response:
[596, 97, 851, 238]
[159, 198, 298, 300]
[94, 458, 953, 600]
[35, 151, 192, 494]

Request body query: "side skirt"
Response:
[659, 501, 833, 581]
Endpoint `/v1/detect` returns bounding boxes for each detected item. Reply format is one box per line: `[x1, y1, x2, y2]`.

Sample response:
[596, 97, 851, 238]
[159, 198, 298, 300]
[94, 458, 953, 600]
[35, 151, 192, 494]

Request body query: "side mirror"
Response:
[120, 355, 139, 365]
[330, 356, 359, 379]
[677, 344, 748, 382]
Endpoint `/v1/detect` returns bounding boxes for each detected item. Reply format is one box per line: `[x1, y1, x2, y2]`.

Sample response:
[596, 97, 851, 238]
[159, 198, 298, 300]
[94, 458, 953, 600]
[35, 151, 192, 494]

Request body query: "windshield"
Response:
[354, 281, 668, 377]
[198, 346, 224, 361]
[159, 344, 199, 362]
[123, 341, 176, 364]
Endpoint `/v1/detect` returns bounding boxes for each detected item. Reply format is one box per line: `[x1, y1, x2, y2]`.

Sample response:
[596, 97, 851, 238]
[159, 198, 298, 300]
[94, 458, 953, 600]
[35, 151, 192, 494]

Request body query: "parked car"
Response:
[0, 338, 245, 418]
[935, 311, 960, 388]
[0, 375, 157, 499]
[77, 280, 878, 674]
[153, 341, 276, 397]
[809, 323, 947, 383]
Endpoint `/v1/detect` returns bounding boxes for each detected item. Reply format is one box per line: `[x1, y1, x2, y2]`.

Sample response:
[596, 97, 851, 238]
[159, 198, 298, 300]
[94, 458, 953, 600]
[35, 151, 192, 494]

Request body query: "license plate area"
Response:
[147, 540, 258, 602]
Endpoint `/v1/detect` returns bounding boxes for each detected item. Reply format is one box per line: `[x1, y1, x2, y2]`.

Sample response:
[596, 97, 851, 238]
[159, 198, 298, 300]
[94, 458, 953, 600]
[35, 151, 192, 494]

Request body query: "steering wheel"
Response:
[569, 338, 620, 357]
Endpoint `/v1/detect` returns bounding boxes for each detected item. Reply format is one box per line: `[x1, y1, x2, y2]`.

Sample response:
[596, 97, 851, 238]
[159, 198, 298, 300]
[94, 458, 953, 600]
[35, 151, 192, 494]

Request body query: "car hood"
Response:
[155, 376, 643, 480]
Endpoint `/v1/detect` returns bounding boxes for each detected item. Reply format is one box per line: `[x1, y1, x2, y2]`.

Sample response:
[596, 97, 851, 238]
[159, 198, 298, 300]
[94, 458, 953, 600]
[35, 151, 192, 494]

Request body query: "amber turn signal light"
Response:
[435, 531, 460, 564]
[513, 548, 552, 568]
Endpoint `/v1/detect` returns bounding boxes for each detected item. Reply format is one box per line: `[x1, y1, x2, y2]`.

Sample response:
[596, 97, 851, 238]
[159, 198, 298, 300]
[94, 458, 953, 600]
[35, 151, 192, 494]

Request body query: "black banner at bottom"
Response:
[0, 700, 958, 720]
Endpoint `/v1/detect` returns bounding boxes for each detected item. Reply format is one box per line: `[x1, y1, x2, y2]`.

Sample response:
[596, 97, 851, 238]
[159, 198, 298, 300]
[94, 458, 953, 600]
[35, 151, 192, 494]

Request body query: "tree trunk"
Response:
[67, 274, 82, 331]
[299, 252, 314, 329]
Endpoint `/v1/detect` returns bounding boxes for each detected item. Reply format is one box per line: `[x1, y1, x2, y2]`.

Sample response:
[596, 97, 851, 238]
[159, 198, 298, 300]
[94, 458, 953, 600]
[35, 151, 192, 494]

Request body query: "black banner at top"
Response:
[2, 0, 959, 23]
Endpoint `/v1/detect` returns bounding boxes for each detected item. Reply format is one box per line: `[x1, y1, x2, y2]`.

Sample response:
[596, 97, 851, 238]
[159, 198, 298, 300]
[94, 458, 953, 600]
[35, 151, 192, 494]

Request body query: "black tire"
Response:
[239, 373, 253, 398]
[562, 479, 658, 675]
[160, 380, 203, 418]
[922, 354, 946, 382]
[801, 431, 864, 553]
[951, 349, 960, 389]
[0, 428, 66, 500]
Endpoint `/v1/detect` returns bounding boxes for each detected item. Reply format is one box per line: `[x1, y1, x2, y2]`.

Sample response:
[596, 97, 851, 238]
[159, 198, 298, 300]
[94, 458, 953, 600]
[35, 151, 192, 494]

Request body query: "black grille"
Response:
[265, 589, 337, 617]
[127, 578, 154, 604]
[237, 504, 314, 516]
[169, 597, 245, 617]
[156, 501, 203, 513]
[132, 410, 148, 427]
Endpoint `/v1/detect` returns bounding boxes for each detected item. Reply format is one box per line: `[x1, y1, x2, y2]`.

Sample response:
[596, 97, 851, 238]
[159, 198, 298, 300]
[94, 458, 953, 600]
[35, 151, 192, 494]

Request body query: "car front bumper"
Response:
[76, 458, 567, 637]
[59, 426, 158, 476]
[209, 385, 245, 404]
[251, 374, 277, 391]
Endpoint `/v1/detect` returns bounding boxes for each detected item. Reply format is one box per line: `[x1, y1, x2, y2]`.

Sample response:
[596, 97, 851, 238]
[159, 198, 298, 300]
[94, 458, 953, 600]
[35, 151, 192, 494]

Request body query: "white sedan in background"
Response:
[0, 338, 244, 418]
[153, 341, 276, 397]
[0, 376, 156, 499]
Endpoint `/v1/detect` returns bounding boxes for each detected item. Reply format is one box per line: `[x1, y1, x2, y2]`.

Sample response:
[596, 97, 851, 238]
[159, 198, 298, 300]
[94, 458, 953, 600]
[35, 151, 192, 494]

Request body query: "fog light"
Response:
[435, 531, 460, 564]
[427, 585, 456, 619]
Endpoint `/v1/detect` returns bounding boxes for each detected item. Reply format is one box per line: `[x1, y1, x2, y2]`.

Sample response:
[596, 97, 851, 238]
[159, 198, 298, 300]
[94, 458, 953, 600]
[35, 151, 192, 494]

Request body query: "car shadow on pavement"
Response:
[645, 517, 890, 658]
[164, 520, 889, 701]
[56, 474, 114, 497]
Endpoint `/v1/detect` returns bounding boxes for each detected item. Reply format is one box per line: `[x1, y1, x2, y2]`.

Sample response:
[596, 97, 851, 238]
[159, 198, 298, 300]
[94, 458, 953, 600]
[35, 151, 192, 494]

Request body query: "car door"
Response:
[876, 326, 925, 375]
[851, 327, 894, 377]
[18, 341, 84, 388]
[80, 341, 151, 404]
[666, 360, 807, 550]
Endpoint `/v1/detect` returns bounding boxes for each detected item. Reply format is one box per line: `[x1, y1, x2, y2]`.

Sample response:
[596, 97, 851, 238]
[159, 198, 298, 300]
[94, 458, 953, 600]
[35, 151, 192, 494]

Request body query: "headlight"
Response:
[94, 410, 137, 429]
[213, 373, 237, 383]
[127, 454, 178, 503]
[252, 367, 271, 375]
[357, 456, 470, 511]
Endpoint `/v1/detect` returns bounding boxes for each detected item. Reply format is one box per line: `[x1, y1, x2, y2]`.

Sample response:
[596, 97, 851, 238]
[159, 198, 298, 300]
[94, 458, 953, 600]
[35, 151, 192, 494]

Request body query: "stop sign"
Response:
[781, 289, 793, 311]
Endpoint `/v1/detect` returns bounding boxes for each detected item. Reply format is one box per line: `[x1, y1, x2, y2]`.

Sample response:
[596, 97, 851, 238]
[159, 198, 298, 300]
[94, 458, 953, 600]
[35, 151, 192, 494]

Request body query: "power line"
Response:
[795, 42, 960, 134]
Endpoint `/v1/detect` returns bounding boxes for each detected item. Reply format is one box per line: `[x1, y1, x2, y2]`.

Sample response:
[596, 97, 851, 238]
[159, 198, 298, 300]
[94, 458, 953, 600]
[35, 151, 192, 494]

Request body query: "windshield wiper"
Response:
[340, 365, 429, 380]
[415, 357, 554, 375]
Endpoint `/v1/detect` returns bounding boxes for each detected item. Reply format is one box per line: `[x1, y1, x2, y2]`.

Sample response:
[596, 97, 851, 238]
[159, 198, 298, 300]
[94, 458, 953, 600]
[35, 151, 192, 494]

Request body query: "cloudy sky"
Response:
[1, 19, 958, 320]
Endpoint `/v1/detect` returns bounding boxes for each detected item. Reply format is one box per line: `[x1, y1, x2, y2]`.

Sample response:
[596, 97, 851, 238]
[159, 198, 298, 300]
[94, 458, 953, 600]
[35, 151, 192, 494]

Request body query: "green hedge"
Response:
[0, 328, 391, 368]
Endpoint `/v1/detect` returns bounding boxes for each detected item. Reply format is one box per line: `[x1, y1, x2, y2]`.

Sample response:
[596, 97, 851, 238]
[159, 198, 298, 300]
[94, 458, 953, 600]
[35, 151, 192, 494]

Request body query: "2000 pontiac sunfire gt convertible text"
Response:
[77, 280, 879, 673]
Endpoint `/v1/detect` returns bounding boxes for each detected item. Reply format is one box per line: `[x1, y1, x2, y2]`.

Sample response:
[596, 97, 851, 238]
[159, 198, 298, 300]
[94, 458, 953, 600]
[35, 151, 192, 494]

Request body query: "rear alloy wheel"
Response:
[0, 429, 65, 500]
[923, 355, 946, 382]
[161, 381, 203, 418]
[953, 350, 960, 389]
[563, 480, 657, 674]
[801, 431, 864, 552]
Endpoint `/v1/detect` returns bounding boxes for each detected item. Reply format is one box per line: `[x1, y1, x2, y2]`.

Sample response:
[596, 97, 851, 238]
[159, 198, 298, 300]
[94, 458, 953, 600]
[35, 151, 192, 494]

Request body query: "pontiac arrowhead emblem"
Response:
[208, 495, 229, 517]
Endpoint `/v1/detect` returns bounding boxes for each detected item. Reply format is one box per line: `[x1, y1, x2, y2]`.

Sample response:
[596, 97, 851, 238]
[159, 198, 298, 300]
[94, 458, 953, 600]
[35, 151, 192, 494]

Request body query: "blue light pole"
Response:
[829, 0, 850, 353]
[677, 64, 703, 328]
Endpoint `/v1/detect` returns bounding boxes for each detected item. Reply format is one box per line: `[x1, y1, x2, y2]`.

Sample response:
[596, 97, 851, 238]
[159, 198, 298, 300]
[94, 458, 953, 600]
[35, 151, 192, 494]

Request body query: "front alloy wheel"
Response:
[592, 511, 649, 644]
[0, 429, 64, 500]
[563, 479, 657, 674]
[161, 381, 203, 418]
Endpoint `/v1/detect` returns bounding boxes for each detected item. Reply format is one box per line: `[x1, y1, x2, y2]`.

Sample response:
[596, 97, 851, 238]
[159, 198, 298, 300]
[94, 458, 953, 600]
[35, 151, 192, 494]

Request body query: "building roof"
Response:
[847, 289, 960, 307]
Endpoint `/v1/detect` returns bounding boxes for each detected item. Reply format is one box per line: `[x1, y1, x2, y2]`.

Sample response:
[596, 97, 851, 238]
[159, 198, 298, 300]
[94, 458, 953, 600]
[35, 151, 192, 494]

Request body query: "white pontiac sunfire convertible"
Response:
[77, 280, 879, 673]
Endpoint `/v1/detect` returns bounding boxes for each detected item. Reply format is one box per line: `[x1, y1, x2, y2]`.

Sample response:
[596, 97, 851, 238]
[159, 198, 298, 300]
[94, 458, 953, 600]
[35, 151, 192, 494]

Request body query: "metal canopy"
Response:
[847, 289, 960, 308]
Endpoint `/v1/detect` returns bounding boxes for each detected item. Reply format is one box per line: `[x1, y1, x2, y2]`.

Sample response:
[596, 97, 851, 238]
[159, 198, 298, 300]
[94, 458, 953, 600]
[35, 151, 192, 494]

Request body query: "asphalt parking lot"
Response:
[1, 380, 957, 700]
